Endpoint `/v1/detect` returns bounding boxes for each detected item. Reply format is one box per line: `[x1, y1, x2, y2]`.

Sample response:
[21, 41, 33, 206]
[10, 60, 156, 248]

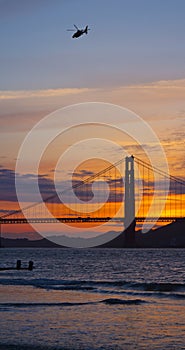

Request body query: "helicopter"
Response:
[67, 24, 90, 38]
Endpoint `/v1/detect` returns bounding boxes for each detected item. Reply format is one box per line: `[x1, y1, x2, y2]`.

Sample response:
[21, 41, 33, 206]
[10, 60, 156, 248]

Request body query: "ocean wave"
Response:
[0, 278, 185, 295]
[131, 281, 185, 293]
[0, 297, 146, 309]
[100, 298, 146, 305]
[0, 301, 91, 308]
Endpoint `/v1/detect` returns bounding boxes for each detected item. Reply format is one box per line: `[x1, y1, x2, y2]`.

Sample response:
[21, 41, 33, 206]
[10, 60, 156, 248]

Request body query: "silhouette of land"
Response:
[1, 237, 61, 248]
[100, 219, 185, 248]
[1, 219, 185, 248]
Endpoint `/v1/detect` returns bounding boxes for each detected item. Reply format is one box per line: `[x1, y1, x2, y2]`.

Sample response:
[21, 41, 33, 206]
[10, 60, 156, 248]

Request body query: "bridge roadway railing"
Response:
[0, 216, 184, 224]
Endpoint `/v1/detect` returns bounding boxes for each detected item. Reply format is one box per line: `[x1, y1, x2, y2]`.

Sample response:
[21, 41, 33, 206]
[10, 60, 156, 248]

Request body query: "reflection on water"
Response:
[0, 248, 185, 349]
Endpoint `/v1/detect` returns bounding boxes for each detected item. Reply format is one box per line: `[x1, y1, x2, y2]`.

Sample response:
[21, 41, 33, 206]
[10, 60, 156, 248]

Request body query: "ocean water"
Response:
[0, 248, 185, 350]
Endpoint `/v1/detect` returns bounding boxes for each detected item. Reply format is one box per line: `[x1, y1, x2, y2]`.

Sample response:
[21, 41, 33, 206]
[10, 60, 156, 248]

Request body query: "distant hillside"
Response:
[136, 219, 185, 248]
[1, 219, 185, 248]
[1, 237, 62, 248]
[100, 219, 185, 248]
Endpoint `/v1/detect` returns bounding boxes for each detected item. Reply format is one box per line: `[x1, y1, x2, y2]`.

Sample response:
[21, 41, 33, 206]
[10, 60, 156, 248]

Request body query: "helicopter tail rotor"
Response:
[84, 25, 90, 34]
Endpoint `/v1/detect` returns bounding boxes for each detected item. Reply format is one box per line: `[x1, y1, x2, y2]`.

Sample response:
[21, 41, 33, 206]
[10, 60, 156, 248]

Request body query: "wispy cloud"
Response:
[1, 79, 185, 101]
[0, 78, 184, 175]
[0, 165, 124, 205]
[0, 166, 55, 203]
[0, 88, 93, 100]
[125, 79, 185, 90]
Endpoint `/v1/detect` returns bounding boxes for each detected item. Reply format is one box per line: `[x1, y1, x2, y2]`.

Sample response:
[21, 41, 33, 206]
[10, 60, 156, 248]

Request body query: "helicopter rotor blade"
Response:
[67, 29, 75, 31]
[74, 24, 79, 30]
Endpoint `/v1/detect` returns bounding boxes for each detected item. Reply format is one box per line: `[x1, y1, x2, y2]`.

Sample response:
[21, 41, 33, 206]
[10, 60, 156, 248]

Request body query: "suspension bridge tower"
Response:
[124, 156, 136, 247]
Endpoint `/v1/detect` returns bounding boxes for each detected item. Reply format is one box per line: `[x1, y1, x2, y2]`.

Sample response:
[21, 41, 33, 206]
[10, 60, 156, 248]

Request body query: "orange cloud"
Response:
[0, 87, 94, 100]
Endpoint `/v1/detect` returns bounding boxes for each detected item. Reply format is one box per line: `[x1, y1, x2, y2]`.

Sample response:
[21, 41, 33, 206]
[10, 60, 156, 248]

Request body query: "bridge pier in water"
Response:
[124, 156, 136, 247]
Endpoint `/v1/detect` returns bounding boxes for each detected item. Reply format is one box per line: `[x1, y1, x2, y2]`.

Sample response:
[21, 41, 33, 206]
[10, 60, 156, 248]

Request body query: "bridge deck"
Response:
[0, 217, 184, 224]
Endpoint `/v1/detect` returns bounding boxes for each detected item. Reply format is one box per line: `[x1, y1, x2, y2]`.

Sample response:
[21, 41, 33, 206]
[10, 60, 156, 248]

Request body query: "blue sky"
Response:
[1, 0, 185, 90]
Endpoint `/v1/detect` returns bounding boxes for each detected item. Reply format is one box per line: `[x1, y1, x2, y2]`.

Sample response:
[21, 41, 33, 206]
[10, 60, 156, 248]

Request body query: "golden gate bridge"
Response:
[0, 156, 185, 233]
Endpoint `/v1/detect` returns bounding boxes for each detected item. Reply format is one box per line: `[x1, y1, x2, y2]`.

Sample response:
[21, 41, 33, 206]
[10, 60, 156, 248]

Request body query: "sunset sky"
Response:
[0, 0, 185, 240]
